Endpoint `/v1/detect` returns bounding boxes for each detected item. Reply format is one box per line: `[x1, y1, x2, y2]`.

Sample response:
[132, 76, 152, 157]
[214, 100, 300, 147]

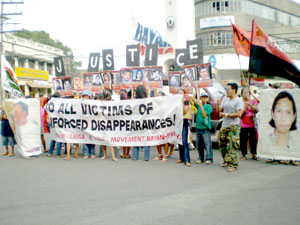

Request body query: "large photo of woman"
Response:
[257, 89, 300, 162]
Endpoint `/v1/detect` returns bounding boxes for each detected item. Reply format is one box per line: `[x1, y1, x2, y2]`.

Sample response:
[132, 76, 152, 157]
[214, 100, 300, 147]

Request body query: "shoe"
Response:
[176, 160, 183, 163]
[241, 156, 246, 160]
[168, 155, 172, 159]
[46, 154, 52, 157]
[56, 154, 66, 158]
[8, 153, 14, 157]
[266, 159, 273, 163]
[227, 167, 237, 172]
[90, 155, 96, 159]
[2, 152, 9, 156]
[196, 160, 202, 164]
[292, 161, 299, 166]
[205, 160, 212, 164]
[251, 155, 258, 160]
[185, 162, 191, 167]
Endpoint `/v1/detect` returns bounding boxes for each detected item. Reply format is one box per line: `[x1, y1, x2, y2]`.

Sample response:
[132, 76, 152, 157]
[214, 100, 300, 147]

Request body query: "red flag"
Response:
[231, 23, 251, 57]
[249, 20, 300, 85]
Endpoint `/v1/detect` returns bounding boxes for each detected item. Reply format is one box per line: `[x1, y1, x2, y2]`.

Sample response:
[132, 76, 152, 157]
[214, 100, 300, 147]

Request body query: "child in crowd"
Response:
[1, 109, 17, 156]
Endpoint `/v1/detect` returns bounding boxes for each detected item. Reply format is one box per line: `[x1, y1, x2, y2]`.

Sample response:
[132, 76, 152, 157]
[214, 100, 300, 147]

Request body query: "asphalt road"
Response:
[0, 134, 299, 225]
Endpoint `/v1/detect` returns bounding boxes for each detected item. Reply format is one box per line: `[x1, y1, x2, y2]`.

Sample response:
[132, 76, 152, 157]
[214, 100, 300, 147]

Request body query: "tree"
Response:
[14, 29, 82, 76]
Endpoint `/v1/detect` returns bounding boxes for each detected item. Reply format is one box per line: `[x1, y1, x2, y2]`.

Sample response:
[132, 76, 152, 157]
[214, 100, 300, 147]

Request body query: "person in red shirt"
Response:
[240, 87, 258, 160]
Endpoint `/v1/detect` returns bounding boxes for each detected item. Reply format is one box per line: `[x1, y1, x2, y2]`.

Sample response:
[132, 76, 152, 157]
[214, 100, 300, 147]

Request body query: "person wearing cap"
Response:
[191, 91, 213, 164]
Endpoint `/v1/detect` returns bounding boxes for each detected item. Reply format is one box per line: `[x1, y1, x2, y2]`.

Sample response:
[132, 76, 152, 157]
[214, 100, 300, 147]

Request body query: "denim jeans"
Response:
[196, 128, 213, 163]
[48, 140, 65, 156]
[83, 144, 95, 156]
[132, 146, 150, 161]
[178, 119, 190, 163]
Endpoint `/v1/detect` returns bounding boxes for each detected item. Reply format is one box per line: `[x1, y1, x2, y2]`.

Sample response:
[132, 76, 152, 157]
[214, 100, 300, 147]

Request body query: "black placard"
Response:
[186, 39, 203, 65]
[126, 45, 140, 67]
[174, 49, 188, 71]
[54, 56, 65, 77]
[144, 44, 158, 66]
[88, 53, 100, 72]
[102, 49, 115, 71]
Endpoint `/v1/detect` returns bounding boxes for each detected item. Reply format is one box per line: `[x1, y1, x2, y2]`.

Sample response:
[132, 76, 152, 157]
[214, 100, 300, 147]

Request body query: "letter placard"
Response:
[174, 49, 188, 71]
[54, 56, 65, 77]
[102, 49, 115, 71]
[186, 39, 203, 65]
[126, 45, 140, 67]
[144, 44, 158, 66]
[88, 53, 100, 72]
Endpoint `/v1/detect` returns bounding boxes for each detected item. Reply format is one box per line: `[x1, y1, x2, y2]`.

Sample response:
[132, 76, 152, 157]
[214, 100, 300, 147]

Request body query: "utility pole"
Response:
[0, 1, 23, 104]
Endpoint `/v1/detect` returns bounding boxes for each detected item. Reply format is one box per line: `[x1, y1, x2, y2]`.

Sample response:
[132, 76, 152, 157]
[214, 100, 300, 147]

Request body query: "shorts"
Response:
[2, 136, 17, 146]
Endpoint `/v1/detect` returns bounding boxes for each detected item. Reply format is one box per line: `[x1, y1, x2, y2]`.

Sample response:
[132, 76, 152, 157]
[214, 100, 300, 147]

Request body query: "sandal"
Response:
[83, 155, 89, 160]
[266, 159, 273, 163]
[90, 155, 96, 159]
[120, 155, 125, 158]
[185, 162, 191, 167]
[292, 161, 299, 166]
[222, 162, 228, 167]
[161, 156, 168, 162]
[241, 156, 246, 160]
[227, 167, 237, 172]
[8, 153, 14, 157]
[126, 155, 131, 159]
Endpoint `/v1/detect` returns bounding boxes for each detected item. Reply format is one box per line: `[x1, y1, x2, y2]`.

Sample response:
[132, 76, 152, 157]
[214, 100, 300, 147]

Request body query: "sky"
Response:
[16, 0, 168, 68]
[3, 0, 300, 69]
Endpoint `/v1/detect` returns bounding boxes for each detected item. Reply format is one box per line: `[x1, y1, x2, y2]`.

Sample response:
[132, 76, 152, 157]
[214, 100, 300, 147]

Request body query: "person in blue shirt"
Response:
[191, 91, 213, 164]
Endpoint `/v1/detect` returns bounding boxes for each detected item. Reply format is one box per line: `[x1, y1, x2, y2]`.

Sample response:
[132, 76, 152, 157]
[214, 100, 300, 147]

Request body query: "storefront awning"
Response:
[27, 81, 52, 89]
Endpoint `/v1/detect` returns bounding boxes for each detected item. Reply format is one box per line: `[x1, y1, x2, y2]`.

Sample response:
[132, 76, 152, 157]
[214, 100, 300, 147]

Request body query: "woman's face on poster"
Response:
[183, 77, 190, 87]
[104, 73, 110, 82]
[136, 71, 142, 80]
[272, 97, 296, 133]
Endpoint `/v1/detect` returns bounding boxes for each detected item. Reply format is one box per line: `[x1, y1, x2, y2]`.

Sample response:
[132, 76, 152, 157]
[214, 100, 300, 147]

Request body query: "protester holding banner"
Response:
[100, 89, 119, 162]
[176, 89, 192, 167]
[47, 93, 67, 158]
[153, 91, 169, 162]
[119, 89, 131, 159]
[80, 90, 96, 160]
[40, 97, 49, 153]
[240, 87, 258, 161]
[1, 109, 17, 156]
[191, 91, 213, 164]
[132, 85, 150, 161]
[217, 83, 243, 172]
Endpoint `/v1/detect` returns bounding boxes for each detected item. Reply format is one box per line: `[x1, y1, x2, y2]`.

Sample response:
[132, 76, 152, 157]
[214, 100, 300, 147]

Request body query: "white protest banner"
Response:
[3, 98, 42, 157]
[46, 95, 183, 146]
[257, 89, 300, 161]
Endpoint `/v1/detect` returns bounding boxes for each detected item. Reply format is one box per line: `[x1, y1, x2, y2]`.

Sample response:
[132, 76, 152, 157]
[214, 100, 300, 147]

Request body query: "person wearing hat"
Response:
[191, 91, 213, 165]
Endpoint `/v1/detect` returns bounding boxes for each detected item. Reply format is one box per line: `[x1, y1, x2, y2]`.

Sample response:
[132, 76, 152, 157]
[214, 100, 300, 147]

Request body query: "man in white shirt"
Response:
[217, 83, 243, 172]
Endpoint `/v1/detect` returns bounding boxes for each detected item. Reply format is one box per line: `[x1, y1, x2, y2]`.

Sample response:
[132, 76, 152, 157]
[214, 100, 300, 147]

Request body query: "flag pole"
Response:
[237, 54, 246, 86]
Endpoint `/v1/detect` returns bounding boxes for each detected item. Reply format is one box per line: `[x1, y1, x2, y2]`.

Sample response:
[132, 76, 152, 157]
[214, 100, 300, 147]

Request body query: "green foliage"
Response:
[14, 29, 82, 75]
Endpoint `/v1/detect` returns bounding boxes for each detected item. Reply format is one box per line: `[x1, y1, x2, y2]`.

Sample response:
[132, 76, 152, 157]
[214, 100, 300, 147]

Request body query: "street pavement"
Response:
[0, 134, 300, 225]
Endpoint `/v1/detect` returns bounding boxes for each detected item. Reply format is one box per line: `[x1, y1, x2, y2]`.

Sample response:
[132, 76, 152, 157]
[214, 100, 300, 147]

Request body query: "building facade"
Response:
[3, 34, 64, 97]
[194, 0, 300, 85]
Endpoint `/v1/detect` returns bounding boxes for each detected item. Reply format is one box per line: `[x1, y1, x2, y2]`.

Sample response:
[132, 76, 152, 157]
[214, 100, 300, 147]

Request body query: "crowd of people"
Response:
[1, 83, 299, 171]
